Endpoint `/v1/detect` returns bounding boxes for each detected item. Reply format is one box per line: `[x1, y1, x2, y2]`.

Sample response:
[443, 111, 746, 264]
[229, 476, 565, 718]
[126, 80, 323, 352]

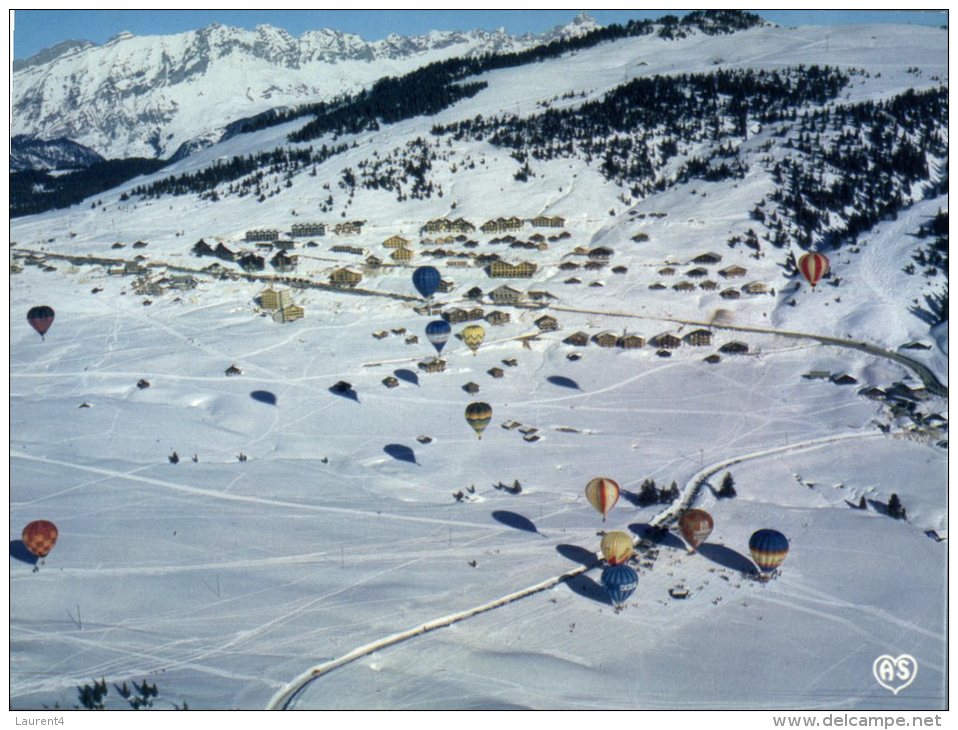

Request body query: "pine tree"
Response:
[887, 493, 906, 520]
[717, 472, 736, 498]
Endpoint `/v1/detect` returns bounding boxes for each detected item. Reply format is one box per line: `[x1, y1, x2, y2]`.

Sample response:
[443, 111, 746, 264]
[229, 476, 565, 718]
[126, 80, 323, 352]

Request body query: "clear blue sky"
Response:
[11, 8, 948, 61]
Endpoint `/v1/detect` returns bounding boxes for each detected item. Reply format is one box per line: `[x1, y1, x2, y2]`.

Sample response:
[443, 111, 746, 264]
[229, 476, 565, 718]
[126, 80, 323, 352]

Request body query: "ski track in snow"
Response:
[267, 429, 887, 710]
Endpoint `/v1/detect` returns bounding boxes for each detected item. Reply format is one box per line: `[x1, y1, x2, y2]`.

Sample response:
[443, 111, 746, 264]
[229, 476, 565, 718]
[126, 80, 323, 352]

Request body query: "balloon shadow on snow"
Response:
[563, 574, 608, 605]
[393, 369, 419, 386]
[492, 510, 539, 534]
[10, 540, 38, 566]
[383, 443, 418, 464]
[629, 523, 686, 551]
[546, 375, 581, 390]
[556, 544, 600, 567]
[250, 390, 277, 406]
[697, 543, 756, 575]
[329, 381, 359, 402]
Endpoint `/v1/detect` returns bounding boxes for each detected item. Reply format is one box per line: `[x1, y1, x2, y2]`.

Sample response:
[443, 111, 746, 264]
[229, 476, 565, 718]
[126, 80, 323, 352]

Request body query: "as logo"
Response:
[872, 654, 917, 695]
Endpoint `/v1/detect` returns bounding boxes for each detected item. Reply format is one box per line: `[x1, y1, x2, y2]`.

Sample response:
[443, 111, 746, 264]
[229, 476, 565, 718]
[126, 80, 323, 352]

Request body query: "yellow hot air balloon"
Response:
[461, 324, 485, 354]
[600, 531, 634, 566]
[585, 477, 620, 521]
[464, 401, 492, 439]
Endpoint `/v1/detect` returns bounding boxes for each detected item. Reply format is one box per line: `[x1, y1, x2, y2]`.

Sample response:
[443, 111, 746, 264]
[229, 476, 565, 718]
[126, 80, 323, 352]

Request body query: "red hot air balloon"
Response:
[678, 509, 714, 552]
[798, 253, 829, 289]
[22, 520, 59, 559]
[27, 306, 56, 339]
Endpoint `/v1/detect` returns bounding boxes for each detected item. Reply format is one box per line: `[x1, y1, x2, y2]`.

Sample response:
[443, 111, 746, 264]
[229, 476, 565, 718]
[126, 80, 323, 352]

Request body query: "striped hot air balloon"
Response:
[464, 402, 492, 439]
[425, 320, 451, 354]
[27, 305, 55, 339]
[678, 509, 714, 552]
[601, 564, 639, 610]
[798, 253, 829, 289]
[585, 477, 620, 521]
[749, 528, 789, 579]
[600, 531, 634, 566]
[22, 520, 58, 559]
[461, 324, 485, 355]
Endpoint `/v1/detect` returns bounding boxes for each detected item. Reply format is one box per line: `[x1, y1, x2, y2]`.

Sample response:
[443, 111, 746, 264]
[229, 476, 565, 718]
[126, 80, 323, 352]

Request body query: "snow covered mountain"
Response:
[12, 13, 600, 161]
[9, 15, 947, 712]
[10, 134, 106, 172]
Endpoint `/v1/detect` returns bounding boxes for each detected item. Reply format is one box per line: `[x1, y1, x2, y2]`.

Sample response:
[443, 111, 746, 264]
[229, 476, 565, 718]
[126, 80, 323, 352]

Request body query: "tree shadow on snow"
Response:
[250, 390, 277, 406]
[9, 540, 38, 566]
[546, 375, 581, 390]
[329, 382, 359, 402]
[556, 544, 599, 567]
[562, 573, 608, 605]
[697, 542, 756, 576]
[393, 369, 419, 386]
[491, 510, 539, 534]
[629, 523, 686, 551]
[383, 443, 417, 464]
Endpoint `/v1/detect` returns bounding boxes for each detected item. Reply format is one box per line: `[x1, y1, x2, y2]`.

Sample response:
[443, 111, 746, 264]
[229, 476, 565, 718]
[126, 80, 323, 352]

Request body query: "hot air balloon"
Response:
[600, 531, 634, 566]
[27, 306, 55, 339]
[465, 402, 492, 439]
[678, 509, 714, 552]
[461, 324, 485, 355]
[798, 252, 829, 289]
[412, 266, 441, 299]
[601, 564, 638, 610]
[425, 320, 451, 354]
[22, 520, 58, 559]
[749, 528, 789, 579]
[585, 477, 620, 521]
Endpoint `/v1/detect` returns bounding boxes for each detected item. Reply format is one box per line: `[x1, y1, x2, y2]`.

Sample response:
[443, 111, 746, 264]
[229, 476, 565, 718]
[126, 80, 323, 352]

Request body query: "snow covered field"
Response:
[9, 18, 947, 712]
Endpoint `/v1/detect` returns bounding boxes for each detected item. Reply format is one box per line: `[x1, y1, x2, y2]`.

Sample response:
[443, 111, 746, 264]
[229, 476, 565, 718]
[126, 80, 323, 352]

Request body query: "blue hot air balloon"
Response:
[601, 564, 638, 610]
[425, 320, 451, 354]
[748, 528, 789, 578]
[412, 266, 441, 299]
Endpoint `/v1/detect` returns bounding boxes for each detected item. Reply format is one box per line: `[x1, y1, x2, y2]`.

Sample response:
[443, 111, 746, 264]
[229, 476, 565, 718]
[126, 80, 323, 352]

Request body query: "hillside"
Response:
[9, 17, 947, 711]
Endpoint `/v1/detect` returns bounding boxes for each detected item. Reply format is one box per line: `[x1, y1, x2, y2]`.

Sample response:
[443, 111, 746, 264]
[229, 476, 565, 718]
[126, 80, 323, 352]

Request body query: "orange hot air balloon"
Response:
[585, 477, 620, 521]
[678, 509, 714, 552]
[798, 252, 829, 289]
[22, 520, 58, 558]
[600, 531, 634, 565]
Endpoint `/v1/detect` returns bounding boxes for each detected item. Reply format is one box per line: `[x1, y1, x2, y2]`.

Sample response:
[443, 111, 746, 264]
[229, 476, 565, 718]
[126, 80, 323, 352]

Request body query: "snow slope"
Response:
[9, 19, 947, 711]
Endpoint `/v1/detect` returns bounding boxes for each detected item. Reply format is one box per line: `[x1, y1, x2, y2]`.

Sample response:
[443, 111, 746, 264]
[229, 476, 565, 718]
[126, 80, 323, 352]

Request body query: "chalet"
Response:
[372, 331, 389, 340]
[704, 354, 722, 364]
[383, 235, 410, 249]
[528, 290, 557, 302]
[481, 216, 524, 234]
[564, 331, 590, 347]
[133, 240, 149, 249]
[618, 334, 645, 349]
[256, 242, 275, 251]
[474, 253, 501, 266]
[831, 373, 859, 386]
[685, 267, 708, 278]
[487, 367, 505, 379]
[672, 281, 696, 292]
[612, 265, 629, 274]
[382, 376, 400, 388]
[584, 260, 607, 271]
[333, 221, 364, 236]
[270, 251, 297, 272]
[414, 303, 444, 316]
[246, 228, 280, 242]
[683, 329, 713, 346]
[859, 386, 887, 400]
[802, 371, 832, 381]
[592, 331, 619, 348]
[485, 311, 512, 326]
[649, 332, 682, 349]
[529, 215, 565, 228]
[328, 268, 362, 287]
[465, 286, 484, 300]
[463, 382, 480, 394]
[559, 261, 580, 271]
[573, 246, 590, 256]
[648, 282, 667, 290]
[656, 350, 672, 358]
[567, 352, 582, 361]
[444, 308, 486, 324]
[390, 247, 414, 263]
[225, 365, 243, 376]
[699, 280, 719, 291]
[529, 233, 546, 243]
[742, 281, 770, 295]
[203, 263, 231, 278]
[365, 255, 383, 267]
[719, 341, 750, 355]
[164, 274, 197, 291]
[274, 239, 296, 251]
[418, 358, 447, 373]
[405, 335, 419, 345]
[489, 285, 523, 304]
[632, 232, 650, 243]
[215, 243, 237, 261]
[239, 253, 266, 272]
[691, 252, 722, 265]
[564, 277, 582, 285]
[437, 278, 455, 293]
[391, 327, 406, 336]
[589, 281, 605, 288]
[291, 223, 326, 237]
[467, 308, 486, 321]
[276, 304, 305, 323]
[535, 315, 559, 332]
[502, 358, 519, 367]
[720, 288, 742, 300]
[447, 259, 471, 268]
[719, 265, 747, 279]
[588, 246, 614, 260]
[112, 242, 125, 249]
[331, 245, 364, 255]
[487, 260, 537, 278]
